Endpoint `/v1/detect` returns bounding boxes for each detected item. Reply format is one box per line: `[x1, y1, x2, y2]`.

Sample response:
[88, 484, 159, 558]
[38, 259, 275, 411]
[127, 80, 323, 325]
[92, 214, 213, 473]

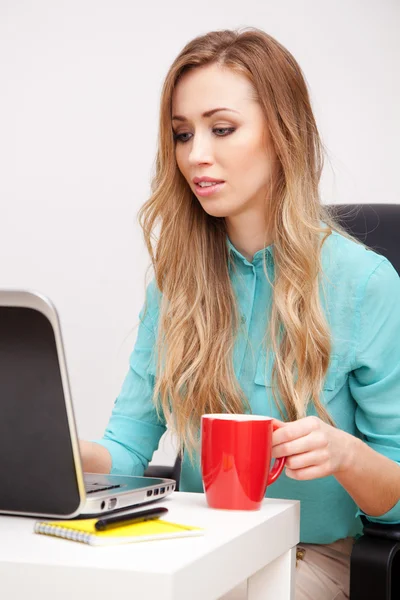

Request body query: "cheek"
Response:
[175, 146, 188, 177]
[223, 132, 270, 175]
[230, 146, 272, 187]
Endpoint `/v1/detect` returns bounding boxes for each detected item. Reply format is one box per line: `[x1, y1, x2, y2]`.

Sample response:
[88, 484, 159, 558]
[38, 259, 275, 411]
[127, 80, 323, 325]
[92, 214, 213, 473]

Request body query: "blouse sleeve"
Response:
[93, 280, 166, 475]
[349, 257, 400, 523]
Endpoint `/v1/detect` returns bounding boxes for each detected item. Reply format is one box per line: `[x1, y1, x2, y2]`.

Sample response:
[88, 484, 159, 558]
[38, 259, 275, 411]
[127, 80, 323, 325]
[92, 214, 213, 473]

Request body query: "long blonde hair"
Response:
[138, 28, 341, 455]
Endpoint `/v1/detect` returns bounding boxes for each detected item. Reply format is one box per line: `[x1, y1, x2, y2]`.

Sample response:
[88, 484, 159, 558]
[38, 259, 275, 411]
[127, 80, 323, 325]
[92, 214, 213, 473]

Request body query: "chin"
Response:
[201, 205, 245, 220]
[198, 200, 234, 219]
[202, 208, 230, 218]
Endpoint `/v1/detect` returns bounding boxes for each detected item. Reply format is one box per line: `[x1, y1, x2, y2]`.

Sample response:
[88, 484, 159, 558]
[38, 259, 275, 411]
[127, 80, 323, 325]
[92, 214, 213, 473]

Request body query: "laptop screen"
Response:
[0, 306, 81, 515]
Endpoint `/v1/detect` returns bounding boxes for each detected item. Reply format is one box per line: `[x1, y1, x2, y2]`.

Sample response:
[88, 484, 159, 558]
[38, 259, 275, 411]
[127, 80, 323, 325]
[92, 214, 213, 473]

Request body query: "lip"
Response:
[192, 176, 225, 184]
[193, 181, 226, 198]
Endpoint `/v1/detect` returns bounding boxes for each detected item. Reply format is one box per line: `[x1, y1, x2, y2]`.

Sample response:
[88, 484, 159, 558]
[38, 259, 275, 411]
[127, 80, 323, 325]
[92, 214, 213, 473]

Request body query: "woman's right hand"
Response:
[79, 440, 112, 474]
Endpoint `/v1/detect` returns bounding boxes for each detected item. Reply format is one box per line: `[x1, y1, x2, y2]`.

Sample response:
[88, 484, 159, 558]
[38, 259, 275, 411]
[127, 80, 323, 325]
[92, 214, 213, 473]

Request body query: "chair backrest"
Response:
[329, 204, 400, 275]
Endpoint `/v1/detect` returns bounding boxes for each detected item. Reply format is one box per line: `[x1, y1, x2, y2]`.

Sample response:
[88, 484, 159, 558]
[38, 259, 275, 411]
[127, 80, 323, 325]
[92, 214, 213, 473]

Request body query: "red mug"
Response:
[201, 414, 286, 510]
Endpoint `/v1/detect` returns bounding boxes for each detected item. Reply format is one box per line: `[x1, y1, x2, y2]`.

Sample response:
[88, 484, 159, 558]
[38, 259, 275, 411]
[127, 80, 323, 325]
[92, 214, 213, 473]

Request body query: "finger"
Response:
[272, 432, 319, 458]
[285, 449, 328, 470]
[286, 464, 330, 481]
[272, 418, 286, 429]
[273, 416, 321, 446]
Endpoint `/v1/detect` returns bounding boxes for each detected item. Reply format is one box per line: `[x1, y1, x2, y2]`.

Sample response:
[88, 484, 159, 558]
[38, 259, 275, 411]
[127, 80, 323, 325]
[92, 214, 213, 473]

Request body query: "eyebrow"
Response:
[171, 107, 240, 122]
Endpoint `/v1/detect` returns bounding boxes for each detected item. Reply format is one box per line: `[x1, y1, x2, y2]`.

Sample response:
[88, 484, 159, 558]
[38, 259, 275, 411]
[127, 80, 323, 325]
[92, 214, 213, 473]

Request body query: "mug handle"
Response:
[267, 421, 286, 485]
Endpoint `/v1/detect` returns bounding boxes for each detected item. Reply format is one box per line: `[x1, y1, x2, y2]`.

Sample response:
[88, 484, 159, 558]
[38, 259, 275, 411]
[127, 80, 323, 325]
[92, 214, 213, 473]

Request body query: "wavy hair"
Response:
[138, 28, 345, 456]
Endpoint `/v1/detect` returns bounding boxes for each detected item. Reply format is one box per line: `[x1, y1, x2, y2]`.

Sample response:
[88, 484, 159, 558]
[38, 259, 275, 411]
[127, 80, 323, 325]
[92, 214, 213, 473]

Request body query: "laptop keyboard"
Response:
[85, 483, 122, 494]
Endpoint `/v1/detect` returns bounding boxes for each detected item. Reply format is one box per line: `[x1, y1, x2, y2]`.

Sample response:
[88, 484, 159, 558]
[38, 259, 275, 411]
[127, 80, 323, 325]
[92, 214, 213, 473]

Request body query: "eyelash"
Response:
[173, 127, 236, 143]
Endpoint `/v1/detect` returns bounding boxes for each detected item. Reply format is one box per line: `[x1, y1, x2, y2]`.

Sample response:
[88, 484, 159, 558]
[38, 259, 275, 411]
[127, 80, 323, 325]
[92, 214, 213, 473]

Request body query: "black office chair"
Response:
[145, 204, 400, 600]
[330, 204, 400, 600]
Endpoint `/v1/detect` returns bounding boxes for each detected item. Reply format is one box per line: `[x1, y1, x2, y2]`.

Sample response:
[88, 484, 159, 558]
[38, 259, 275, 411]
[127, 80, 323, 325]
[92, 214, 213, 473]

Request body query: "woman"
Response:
[80, 28, 400, 598]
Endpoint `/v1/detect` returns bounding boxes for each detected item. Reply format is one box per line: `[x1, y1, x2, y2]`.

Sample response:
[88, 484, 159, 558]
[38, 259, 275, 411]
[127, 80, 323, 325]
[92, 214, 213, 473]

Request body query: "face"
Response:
[171, 63, 276, 222]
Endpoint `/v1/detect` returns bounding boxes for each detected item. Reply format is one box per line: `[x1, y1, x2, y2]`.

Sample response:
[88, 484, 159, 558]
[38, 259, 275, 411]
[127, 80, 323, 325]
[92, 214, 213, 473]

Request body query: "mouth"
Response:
[193, 180, 226, 198]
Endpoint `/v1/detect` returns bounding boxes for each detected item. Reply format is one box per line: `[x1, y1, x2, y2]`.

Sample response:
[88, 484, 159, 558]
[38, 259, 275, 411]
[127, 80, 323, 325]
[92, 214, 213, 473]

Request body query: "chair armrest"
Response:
[144, 464, 176, 480]
[144, 456, 182, 491]
[350, 517, 400, 599]
[361, 517, 400, 542]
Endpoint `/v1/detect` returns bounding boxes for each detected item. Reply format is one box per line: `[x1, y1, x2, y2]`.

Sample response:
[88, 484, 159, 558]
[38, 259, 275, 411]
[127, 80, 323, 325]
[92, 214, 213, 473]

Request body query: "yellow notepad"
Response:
[34, 518, 204, 546]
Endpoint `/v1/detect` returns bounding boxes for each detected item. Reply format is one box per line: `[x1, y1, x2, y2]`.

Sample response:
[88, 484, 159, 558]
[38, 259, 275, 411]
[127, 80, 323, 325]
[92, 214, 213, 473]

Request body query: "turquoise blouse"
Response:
[95, 230, 400, 543]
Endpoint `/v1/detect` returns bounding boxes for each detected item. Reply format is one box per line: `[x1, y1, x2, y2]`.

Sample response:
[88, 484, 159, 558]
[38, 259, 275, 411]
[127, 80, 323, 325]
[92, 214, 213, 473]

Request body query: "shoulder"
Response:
[138, 278, 162, 330]
[145, 278, 162, 310]
[319, 229, 400, 361]
[320, 228, 400, 336]
[320, 229, 396, 292]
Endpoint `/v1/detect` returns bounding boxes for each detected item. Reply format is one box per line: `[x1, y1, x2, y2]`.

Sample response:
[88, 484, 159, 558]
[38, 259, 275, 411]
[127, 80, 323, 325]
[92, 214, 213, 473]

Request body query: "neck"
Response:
[226, 213, 272, 263]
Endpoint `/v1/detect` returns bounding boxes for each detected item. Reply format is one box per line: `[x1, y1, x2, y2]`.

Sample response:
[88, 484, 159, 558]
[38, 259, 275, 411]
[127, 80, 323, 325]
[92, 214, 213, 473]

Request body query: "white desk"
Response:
[0, 492, 299, 600]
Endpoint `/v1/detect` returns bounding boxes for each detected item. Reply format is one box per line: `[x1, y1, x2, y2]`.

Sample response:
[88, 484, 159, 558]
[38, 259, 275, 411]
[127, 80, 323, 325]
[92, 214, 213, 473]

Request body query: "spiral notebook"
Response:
[34, 518, 204, 546]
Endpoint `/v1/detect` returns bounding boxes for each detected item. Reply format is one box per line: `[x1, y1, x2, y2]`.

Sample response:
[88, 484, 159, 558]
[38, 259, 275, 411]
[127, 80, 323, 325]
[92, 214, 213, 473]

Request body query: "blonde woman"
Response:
[80, 28, 400, 599]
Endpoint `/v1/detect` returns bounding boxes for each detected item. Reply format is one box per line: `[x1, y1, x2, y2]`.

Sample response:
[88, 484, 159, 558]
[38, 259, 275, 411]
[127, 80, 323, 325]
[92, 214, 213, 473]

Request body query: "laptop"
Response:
[0, 289, 175, 519]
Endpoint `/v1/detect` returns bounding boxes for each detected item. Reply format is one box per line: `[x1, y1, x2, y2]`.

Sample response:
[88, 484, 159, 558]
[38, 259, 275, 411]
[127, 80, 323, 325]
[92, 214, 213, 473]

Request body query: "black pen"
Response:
[95, 507, 169, 531]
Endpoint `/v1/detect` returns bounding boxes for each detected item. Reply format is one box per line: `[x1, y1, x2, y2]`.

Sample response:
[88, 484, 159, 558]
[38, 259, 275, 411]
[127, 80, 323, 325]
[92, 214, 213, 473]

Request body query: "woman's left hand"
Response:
[272, 416, 356, 480]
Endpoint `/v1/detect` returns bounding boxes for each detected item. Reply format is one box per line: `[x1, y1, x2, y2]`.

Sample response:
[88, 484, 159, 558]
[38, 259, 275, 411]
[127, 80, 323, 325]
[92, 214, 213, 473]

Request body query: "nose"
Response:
[188, 132, 214, 166]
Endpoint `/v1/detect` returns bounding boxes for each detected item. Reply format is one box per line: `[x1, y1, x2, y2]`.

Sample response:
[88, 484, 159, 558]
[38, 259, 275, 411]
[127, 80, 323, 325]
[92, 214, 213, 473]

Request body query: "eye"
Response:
[213, 127, 236, 136]
[173, 127, 236, 144]
[173, 132, 193, 143]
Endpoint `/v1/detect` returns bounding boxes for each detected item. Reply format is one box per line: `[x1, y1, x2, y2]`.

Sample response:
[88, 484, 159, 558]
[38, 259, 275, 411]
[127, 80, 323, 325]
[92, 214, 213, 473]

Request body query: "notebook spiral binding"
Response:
[34, 522, 92, 544]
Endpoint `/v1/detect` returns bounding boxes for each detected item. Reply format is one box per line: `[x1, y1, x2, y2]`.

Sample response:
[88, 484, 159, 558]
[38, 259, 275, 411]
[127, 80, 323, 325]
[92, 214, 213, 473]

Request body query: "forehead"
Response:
[172, 63, 256, 116]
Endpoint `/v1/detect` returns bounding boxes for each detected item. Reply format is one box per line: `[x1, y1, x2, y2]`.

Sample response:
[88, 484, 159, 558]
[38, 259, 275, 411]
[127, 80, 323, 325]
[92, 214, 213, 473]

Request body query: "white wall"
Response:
[0, 0, 399, 465]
